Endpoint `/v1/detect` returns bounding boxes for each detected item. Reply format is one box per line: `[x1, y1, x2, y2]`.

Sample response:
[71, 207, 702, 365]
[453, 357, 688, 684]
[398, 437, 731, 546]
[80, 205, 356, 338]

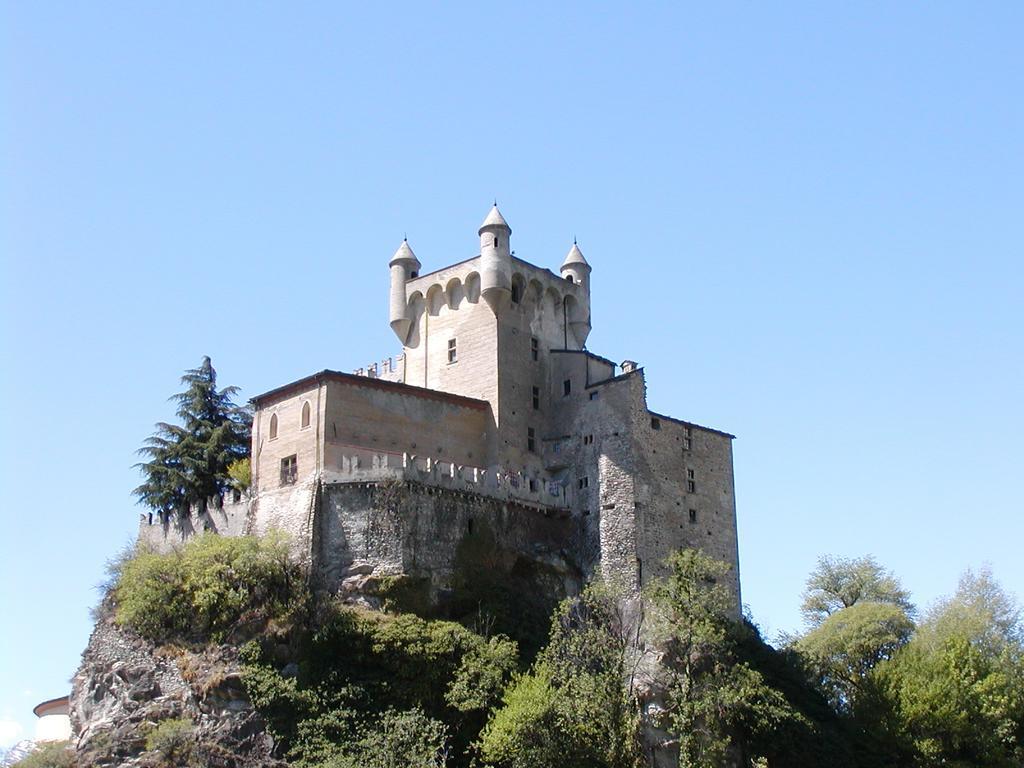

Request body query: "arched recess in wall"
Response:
[426, 284, 445, 316]
[564, 294, 584, 347]
[269, 413, 278, 440]
[445, 277, 465, 310]
[464, 272, 481, 303]
[300, 401, 311, 429]
[406, 291, 425, 348]
[510, 273, 526, 305]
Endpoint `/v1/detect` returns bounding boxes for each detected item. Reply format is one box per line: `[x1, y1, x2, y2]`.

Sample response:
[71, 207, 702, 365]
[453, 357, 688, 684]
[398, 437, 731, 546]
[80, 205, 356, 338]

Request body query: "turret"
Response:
[560, 240, 591, 292]
[561, 240, 592, 346]
[389, 239, 421, 342]
[479, 205, 512, 314]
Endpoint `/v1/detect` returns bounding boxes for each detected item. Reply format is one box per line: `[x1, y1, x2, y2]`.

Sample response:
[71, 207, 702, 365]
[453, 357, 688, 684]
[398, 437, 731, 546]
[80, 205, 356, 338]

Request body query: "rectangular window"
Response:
[683, 426, 692, 450]
[531, 337, 539, 361]
[589, 391, 599, 401]
[689, 508, 697, 523]
[280, 455, 298, 486]
[583, 434, 594, 445]
[447, 338, 457, 363]
[529, 478, 538, 492]
[563, 379, 572, 396]
[577, 476, 589, 490]
[687, 468, 696, 493]
[527, 427, 536, 453]
[651, 417, 661, 430]
[532, 386, 539, 410]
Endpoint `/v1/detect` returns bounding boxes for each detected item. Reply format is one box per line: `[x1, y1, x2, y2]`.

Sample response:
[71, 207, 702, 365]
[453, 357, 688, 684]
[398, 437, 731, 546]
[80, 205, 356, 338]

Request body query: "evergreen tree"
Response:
[134, 357, 251, 516]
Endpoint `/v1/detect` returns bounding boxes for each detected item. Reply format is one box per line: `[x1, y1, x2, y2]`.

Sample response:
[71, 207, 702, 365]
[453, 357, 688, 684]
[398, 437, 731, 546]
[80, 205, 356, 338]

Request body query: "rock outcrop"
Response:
[70, 607, 280, 767]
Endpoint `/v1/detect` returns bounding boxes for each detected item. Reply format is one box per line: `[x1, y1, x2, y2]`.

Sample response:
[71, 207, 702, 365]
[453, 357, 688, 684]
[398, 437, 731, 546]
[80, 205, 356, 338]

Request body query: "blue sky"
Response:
[2, 1, 1022, 747]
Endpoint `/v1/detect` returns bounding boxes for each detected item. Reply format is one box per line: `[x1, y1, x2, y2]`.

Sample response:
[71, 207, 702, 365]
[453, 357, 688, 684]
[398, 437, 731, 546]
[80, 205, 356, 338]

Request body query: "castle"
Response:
[141, 206, 740, 602]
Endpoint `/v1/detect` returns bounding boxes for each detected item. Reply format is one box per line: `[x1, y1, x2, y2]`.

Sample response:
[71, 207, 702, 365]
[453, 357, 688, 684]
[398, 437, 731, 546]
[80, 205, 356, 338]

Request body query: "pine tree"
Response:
[134, 357, 252, 516]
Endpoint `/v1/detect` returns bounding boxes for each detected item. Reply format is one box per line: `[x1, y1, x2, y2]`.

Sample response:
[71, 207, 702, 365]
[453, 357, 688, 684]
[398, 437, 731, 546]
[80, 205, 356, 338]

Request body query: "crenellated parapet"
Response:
[320, 448, 571, 510]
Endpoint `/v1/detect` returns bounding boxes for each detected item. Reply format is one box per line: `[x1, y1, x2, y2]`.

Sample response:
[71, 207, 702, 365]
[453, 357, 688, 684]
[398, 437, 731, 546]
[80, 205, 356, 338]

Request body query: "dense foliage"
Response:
[240, 605, 518, 767]
[479, 585, 642, 768]
[10, 742, 75, 768]
[102, 533, 1024, 768]
[113, 533, 303, 643]
[134, 356, 251, 516]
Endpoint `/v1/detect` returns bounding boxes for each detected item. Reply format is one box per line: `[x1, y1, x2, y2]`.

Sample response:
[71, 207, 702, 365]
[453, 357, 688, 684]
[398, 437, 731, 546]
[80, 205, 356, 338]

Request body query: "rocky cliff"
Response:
[70, 605, 280, 768]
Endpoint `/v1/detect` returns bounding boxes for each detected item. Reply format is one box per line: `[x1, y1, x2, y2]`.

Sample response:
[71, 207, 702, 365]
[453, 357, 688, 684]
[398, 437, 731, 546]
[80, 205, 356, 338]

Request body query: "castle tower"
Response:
[389, 239, 421, 343]
[561, 241, 592, 346]
[479, 205, 512, 314]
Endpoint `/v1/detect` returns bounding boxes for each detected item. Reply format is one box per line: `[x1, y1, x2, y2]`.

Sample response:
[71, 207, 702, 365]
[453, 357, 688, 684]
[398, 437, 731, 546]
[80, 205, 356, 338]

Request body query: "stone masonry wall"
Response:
[137, 496, 249, 553]
[315, 480, 583, 598]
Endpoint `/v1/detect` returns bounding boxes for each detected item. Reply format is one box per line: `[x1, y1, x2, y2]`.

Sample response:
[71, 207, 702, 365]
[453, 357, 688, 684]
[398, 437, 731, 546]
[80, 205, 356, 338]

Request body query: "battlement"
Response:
[321, 447, 570, 509]
[354, 354, 406, 382]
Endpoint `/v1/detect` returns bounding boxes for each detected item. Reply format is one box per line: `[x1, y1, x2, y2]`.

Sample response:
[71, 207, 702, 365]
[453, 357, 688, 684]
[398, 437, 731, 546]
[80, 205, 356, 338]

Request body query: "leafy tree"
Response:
[870, 567, 1024, 766]
[134, 356, 251, 516]
[648, 549, 801, 768]
[480, 584, 643, 768]
[795, 601, 913, 711]
[801, 554, 914, 628]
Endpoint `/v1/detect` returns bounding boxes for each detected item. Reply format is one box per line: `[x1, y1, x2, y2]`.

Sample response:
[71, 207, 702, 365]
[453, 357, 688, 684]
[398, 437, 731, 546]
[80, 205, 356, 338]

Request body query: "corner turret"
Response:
[479, 205, 512, 314]
[389, 239, 421, 343]
[561, 240, 592, 346]
[560, 240, 591, 292]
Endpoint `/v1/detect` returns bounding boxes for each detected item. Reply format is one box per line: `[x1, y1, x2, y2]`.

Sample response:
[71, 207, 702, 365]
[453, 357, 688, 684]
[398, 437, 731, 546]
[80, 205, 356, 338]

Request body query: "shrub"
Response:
[241, 603, 518, 767]
[144, 718, 195, 764]
[11, 741, 76, 768]
[323, 708, 449, 768]
[114, 533, 303, 642]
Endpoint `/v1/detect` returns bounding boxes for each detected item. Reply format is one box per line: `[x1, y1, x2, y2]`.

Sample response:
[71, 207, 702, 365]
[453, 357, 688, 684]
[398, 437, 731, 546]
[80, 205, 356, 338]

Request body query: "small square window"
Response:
[651, 417, 661, 430]
[280, 455, 297, 486]
[447, 338, 457, 363]
[532, 386, 539, 410]
[527, 427, 536, 453]
[563, 379, 572, 396]
[577, 476, 589, 490]
[589, 391, 599, 401]
[531, 337, 539, 361]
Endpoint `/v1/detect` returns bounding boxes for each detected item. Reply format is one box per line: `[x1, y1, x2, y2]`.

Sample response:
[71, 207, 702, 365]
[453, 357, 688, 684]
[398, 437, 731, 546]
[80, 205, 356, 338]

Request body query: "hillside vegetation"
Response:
[28, 536, 1024, 768]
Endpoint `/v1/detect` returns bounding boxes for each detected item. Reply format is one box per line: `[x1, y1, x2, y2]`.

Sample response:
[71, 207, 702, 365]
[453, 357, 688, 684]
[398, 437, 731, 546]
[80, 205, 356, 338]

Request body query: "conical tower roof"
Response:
[389, 238, 421, 268]
[479, 204, 511, 233]
[561, 240, 590, 270]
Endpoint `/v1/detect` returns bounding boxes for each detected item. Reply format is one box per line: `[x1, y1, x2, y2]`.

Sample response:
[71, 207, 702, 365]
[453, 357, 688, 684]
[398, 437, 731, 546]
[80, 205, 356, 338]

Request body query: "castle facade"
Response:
[141, 206, 740, 601]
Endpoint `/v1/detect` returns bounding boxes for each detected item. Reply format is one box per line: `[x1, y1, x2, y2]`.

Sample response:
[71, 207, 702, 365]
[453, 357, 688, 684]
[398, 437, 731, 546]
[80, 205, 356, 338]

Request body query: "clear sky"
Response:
[2, 1, 1022, 748]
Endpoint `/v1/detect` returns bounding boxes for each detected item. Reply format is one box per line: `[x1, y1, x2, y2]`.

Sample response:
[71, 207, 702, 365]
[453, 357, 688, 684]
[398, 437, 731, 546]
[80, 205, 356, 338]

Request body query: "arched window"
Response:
[269, 413, 278, 440]
[301, 401, 311, 429]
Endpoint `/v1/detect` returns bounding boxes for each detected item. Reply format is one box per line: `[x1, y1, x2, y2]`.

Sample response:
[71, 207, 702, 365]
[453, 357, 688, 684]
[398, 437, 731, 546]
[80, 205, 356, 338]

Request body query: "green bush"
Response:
[114, 533, 303, 642]
[144, 718, 195, 764]
[241, 603, 517, 767]
[11, 741, 76, 768]
[479, 585, 642, 768]
[322, 708, 449, 768]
